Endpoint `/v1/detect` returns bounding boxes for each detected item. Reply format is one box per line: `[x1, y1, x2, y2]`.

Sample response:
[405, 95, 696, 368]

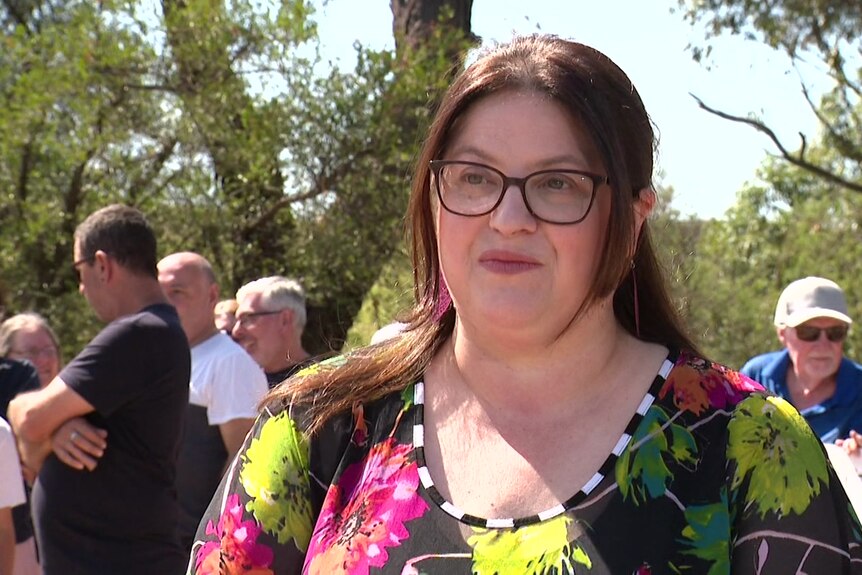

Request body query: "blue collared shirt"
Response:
[741, 349, 862, 443]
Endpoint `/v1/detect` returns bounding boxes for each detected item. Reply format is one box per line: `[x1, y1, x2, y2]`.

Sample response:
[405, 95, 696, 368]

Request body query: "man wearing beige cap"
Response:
[741, 276, 861, 444]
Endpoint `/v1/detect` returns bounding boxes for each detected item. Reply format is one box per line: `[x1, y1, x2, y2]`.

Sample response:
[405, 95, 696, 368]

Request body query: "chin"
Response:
[471, 306, 554, 335]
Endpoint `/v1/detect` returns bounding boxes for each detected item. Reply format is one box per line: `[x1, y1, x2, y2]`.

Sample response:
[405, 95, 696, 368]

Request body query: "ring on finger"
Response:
[70, 431, 79, 442]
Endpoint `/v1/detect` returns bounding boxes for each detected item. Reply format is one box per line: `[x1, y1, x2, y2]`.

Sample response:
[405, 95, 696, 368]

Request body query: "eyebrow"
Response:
[445, 145, 592, 171]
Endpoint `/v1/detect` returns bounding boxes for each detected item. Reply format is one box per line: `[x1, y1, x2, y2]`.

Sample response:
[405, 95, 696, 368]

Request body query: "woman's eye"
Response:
[545, 177, 569, 189]
[464, 172, 486, 185]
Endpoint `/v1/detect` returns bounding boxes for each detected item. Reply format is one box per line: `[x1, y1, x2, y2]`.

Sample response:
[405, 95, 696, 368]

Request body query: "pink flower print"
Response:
[195, 493, 275, 575]
[304, 438, 429, 574]
[662, 354, 764, 415]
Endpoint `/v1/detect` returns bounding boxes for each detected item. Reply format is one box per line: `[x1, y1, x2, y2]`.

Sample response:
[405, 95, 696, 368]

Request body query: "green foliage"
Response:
[650, 184, 705, 324]
[669, 9, 862, 364]
[0, 0, 471, 359]
[684, 146, 862, 367]
[676, 0, 862, 196]
[676, 0, 861, 60]
[345, 246, 414, 349]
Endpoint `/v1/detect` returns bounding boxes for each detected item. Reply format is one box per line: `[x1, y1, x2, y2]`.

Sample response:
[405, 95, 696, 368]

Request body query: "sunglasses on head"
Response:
[794, 324, 849, 342]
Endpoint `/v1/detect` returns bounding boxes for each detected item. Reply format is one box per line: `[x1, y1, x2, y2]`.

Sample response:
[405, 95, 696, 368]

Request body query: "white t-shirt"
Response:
[189, 332, 268, 425]
[0, 417, 25, 509]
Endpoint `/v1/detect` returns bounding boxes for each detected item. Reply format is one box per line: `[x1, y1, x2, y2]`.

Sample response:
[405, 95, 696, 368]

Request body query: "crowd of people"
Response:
[0, 206, 316, 574]
[0, 33, 861, 575]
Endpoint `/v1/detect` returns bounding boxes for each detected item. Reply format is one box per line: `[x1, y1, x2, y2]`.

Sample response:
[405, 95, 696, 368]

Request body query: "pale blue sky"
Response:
[313, 0, 825, 219]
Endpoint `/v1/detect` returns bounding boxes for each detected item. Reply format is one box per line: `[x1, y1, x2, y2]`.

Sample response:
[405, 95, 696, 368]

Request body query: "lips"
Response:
[478, 250, 541, 274]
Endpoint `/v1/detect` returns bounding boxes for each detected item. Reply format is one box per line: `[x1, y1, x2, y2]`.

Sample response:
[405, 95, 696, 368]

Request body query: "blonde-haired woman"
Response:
[0, 312, 62, 387]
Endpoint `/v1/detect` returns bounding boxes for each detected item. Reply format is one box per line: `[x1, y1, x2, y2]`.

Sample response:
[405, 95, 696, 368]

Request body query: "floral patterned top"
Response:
[187, 350, 862, 574]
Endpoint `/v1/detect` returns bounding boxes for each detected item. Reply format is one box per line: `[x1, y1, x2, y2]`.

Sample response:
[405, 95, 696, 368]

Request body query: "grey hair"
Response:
[0, 312, 62, 362]
[236, 276, 307, 331]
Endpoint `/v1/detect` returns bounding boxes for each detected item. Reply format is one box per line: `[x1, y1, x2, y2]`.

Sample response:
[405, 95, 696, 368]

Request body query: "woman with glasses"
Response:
[0, 313, 62, 388]
[0, 312, 58, 575]
[188, 36, 862, 574]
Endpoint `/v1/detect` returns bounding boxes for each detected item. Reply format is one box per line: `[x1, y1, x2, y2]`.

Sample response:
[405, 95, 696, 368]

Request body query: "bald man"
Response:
[157, 252, 268, 551]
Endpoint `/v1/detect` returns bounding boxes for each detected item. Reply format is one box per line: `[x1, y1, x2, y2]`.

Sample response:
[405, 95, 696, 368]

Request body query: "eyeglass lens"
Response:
[12, 346, 58, 359]
[795, 325, 848, 342]
[235, 310, 281, 327]
[433, 161, 601, 224]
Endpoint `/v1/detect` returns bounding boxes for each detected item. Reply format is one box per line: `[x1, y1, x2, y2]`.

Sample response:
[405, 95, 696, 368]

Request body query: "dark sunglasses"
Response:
[794, 324, 849, 342]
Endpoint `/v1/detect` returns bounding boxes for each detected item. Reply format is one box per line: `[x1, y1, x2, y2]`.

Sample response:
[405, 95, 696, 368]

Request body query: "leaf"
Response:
[468, 516, 588, 574]
[727, 395, 829, 518]
[679, 493, 731, 575]
[616, 405, 698, 503]
[240, 411, 313, 551]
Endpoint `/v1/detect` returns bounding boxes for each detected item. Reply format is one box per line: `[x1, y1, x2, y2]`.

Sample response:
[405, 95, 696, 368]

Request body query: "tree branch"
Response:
[690, 93, 862, 194]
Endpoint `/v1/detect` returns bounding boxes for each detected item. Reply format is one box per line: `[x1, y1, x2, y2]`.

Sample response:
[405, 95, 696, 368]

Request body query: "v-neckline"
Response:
[411, 352, 677, 529]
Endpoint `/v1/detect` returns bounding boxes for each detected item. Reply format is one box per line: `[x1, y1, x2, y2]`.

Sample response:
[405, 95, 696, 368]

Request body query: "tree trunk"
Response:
[390, 0, 475, 53]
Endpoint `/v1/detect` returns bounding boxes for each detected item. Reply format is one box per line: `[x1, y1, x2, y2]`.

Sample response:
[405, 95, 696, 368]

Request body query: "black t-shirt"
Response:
[31, 303, 190, 575]
[0, 357, 40, 417]
[0, 358, 40, 544]
[265, 357, 316, 389]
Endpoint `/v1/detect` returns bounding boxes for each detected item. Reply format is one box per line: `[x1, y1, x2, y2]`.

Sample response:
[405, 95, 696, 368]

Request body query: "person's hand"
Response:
[51, 418, 107, 471]
[836, 430, 862, 456]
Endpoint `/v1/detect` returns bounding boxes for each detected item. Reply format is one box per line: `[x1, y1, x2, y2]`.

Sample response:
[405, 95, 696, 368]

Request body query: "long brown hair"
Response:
[269, 35, 700, 432]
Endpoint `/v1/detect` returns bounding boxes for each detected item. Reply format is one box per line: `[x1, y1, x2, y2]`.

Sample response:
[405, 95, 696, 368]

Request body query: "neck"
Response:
[268, 345, 310, 374]
[437, 306, 637, 416]
[188, 326, 220, 348]
[109, 278, 168, 320]
[787, 368, 836, 407]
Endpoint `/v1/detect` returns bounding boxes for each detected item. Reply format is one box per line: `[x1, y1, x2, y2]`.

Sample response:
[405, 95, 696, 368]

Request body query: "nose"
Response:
[34, 353, 52, 369]
[489, 183, 537, 234]
[232, 321, 245, 340]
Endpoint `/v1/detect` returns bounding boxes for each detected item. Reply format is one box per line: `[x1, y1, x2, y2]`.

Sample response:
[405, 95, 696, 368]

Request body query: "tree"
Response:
[649, 183, 705, 325]
[677, 0, 862, 195]
[0, 0, 475, 358]
[683, 159, 862, 368]
[390, 0, 475, 53]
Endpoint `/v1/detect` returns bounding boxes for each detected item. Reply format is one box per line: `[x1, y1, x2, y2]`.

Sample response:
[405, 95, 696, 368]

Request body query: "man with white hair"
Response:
[741, 276, 862, 445]
[232, 276, 313, 389]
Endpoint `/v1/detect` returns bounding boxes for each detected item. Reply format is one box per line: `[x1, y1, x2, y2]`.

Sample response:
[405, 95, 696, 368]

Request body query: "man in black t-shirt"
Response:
[9, 205, 191, 575]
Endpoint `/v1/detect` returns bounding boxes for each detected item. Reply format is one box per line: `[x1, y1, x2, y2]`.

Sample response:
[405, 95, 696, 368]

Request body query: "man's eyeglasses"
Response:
[72, 256, 95, 281]
[794, 324, 849, 343]
[430, 160, 608, 224]
[234, 310, 282, 329]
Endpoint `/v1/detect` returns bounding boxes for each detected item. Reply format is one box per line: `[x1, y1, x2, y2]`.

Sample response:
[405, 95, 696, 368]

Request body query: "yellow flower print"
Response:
[468, 515, 591, 574]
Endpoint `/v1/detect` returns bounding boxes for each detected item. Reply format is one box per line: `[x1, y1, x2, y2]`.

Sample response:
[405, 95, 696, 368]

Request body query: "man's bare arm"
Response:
[218, 417, 255, 472]
[8, 377, 101, 473]
[0, 506, 15, 575]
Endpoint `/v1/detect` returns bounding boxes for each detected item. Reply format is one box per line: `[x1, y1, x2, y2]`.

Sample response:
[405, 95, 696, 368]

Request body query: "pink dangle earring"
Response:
[433, 275, 452, 321]
[631, 260, 641, 338]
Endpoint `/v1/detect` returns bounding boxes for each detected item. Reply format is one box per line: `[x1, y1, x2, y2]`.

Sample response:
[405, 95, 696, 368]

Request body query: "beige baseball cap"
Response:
[774, 276, 853, 328]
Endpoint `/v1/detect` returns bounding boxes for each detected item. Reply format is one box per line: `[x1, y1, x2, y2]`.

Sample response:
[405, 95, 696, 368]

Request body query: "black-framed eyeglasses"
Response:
[72, 256, 95, 281]
[234, 310, 282, 329]
[430, 160, 608, 225]
[794, 324, 848, 343]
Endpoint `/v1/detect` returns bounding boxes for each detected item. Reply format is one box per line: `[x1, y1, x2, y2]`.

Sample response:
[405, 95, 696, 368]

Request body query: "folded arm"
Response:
[8, 377, 102, 474]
